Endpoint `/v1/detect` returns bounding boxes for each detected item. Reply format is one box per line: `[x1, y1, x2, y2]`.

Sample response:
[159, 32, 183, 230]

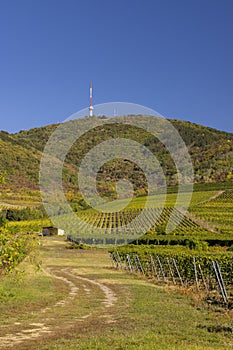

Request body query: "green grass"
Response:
[39, 282, 233, 350]
[0, 263, 68, 327]
[1, 238, 233, 350]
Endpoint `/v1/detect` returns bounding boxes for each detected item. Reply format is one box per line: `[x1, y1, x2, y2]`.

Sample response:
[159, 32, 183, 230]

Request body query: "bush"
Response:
[0, 214, 7, 227]
[185, 238, 208, 251]
[5, 206, 47, 222]
[0, 230, 37, 274]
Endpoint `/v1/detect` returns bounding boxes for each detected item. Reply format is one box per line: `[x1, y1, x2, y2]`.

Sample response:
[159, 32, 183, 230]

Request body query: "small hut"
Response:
[42, 226, 65, 236]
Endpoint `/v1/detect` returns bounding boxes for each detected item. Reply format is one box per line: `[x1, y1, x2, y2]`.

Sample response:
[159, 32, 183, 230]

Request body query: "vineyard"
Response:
[96, 190, 220, 211]
[78, 206, 200, 231]
[66, 206, 210, 245]
[6, 219, 51, 234]
[1, 186, 233, 303]
[190, 189, 233, 235]
[67, 187, 233, 307]
[67, 202, 233, 247]
[110, 245, 233, 306]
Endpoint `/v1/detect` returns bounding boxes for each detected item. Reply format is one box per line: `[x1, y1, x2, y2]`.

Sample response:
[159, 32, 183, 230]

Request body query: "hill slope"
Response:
[0, 117, 233, 195]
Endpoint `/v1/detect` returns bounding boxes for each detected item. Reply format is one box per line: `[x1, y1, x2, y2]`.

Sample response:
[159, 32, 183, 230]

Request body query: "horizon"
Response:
[1, 113, 232, 136]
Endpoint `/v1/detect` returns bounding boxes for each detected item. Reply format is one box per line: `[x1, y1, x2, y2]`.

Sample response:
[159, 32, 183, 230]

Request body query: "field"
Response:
[0, 237, 233, 350]
[65, 187, 233, 247]
[96, 190, 220, 211]
[190, 190, 233, 235]
[0, 183, 233, 349]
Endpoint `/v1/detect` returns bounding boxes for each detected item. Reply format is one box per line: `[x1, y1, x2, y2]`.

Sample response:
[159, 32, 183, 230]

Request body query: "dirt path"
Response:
[0, 267, 117, 348]
[1, 237, 232, 350]
[195, 190, 224, 205]
[184, 211, 220, 233]
[181, 191, 225, 233]
[0, 239, 119, 349]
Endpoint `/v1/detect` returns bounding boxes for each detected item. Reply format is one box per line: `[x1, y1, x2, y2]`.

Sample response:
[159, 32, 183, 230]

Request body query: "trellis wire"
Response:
[110, 252, 231, 306]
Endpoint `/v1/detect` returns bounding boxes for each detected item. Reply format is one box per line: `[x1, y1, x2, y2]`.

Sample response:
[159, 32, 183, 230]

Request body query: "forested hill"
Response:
[0, 117, 233, 194]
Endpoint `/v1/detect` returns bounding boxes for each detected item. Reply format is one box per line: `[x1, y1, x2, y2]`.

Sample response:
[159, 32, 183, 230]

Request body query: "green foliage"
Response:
[4, 206, 47, 222]
[6, 219, 51, 234]
[154, 224, 167, 235]
[0, 214, 7, 228]
[112, 244, 233, 285]
[184, 238, 208, 251]
[0, 230, 37, 274]
[190, 189, 233, 235]
[70, 198, 91, 211]
[0, 117, 233, 195]
[72, 206, 211, 242]
[0, 170, 6, 184]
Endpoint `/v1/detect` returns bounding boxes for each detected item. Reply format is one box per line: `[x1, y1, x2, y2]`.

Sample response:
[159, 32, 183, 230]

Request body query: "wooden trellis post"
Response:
[172, 258, 183, 286]
[216, 261, 228, 304]
[198, 263, 208, 292]
[166, 257, 176, 284]
[150, 255, 159, 280]
[126, 254, 133, 273]
[212, 261, 228, 304]
[156, 256, 166, 281]
[116, 251, 122, 269]
[133, 255, 140, 273]
[136, 254, 145, 276]
[193, 257, 199, 291]
[110, 252, 116, 268]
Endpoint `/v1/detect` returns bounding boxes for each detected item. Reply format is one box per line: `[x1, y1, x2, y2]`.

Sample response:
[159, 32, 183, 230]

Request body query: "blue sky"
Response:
[0, 0, 233, 133]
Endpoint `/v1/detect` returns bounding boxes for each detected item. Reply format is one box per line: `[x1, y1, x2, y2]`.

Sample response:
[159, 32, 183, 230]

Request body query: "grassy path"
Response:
[0, 237, 233, 350]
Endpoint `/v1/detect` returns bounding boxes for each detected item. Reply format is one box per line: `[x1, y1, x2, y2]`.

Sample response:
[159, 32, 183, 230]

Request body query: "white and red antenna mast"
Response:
[89, 81, 94, 117]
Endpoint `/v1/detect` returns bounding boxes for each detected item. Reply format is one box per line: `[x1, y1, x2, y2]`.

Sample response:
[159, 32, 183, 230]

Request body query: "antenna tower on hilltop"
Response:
[89, 81, 94, 117]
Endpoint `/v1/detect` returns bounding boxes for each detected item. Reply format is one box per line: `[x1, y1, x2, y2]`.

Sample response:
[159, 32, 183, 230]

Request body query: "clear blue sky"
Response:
[0, 0, 233, 133]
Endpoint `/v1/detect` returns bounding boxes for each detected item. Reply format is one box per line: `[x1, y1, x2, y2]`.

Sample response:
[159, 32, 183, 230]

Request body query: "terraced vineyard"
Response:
[79, 207, 199, 231]
[69, 186, 233, 307]
[1, 187, 232, 276]
[66, 206, 214, 246]
[64, 189, 233, 245]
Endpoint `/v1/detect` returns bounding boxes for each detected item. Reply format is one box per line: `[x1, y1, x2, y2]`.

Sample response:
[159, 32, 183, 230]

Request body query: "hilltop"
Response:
[0, 117, 233, 198]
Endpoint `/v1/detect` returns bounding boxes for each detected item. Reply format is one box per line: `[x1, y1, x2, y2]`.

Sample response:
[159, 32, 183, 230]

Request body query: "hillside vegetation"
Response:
[0, 117, 233, 197]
